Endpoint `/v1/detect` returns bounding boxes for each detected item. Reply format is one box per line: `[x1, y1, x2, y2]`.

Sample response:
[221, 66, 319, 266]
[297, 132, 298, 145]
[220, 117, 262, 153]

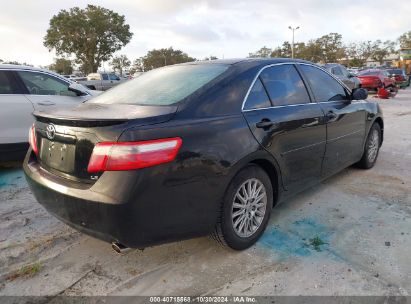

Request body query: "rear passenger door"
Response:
[0, 70, 34, 144]
[298, 64, 366, 177]
[16, 70, 86, 112]
[242, 64, 326, 191]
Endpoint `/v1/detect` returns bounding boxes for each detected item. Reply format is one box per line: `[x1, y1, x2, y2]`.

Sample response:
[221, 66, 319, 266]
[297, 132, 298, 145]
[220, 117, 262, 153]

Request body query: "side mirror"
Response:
[352, 88, 368, 100]
[68, 82, 88, 96]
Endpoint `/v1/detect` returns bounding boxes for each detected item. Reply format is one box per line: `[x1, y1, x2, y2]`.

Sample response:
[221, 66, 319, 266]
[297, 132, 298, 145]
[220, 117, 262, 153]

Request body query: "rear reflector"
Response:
[87, 137, 182, 173]
[29, 124, 38, 156]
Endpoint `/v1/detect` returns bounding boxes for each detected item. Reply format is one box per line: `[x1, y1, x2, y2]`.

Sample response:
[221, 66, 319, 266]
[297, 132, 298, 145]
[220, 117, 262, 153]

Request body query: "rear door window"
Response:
[243, 78, 271, 110]
[17, 71, 77, 96]
[0, 71, 16, 94]
[331, 67, 343, 76]
[102, 74, 109, 80]
[109, 74, 119, 81]
[259, 65, 310, 106]
[299, 65, 349, 102]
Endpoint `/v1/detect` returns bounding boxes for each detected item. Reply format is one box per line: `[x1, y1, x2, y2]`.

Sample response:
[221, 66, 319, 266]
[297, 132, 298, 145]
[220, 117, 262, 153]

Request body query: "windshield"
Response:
[88, 64, 228, 106]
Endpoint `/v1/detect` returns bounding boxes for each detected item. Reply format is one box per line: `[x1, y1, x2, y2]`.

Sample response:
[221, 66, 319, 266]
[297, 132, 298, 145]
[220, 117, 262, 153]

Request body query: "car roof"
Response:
[0, 64, 66, 76]
[0, 64, 45, 71]
[0, 64, 74, 83]
[180, 58, 316, 69]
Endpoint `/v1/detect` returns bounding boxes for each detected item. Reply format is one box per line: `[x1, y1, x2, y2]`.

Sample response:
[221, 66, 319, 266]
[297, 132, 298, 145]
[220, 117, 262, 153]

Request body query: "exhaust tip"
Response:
[112, 242, 132, 254]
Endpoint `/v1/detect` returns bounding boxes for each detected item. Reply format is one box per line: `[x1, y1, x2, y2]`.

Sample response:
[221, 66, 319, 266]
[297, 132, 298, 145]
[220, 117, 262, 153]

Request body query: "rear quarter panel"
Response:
[116, 114, 278, 242]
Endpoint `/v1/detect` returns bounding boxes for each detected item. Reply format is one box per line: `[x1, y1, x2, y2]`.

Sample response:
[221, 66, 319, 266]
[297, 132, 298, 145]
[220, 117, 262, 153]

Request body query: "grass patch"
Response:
[309, 236, 327, 251]
[6, 262, 42, 281]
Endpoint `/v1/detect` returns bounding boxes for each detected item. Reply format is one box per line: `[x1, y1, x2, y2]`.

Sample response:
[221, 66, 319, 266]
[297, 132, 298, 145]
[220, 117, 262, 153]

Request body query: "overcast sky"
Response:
[0, 0, 410, 67]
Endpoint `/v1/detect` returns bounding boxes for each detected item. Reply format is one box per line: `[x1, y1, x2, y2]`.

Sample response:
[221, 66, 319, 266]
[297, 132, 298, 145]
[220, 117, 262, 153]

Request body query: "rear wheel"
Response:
[356, 123, 381, 169]
[389, 85, 398, 97]
[212, 165, 273, 250]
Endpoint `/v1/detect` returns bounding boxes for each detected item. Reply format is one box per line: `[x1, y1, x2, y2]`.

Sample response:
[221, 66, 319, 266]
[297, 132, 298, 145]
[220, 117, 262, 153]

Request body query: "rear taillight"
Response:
[28, 124, 38, 156]
[87, 137, 182, 173]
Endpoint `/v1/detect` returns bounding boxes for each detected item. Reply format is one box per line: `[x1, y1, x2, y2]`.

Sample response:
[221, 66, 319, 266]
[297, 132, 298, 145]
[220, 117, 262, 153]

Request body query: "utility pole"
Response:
[288, 26, 300, 59]
[163, 54, 167, 66]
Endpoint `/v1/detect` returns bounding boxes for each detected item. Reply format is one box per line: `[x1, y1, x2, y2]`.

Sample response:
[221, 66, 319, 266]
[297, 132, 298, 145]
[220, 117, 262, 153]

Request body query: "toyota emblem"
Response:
[46, 124, 56, 140]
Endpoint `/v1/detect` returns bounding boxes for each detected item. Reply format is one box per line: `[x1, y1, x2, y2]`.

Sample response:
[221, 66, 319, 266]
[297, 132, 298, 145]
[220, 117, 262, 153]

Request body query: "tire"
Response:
[212, 164, 273, 250]
[389, 85, 398, 97]
[356, 123, 381, 169]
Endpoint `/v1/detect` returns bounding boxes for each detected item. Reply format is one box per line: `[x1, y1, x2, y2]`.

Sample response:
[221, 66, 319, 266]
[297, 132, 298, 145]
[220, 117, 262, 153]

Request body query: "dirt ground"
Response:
[0, 88, 410, 297]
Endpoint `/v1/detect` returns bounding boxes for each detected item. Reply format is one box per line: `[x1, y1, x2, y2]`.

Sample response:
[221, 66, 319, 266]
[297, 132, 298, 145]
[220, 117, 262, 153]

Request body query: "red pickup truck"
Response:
[357, 69, 396, 92]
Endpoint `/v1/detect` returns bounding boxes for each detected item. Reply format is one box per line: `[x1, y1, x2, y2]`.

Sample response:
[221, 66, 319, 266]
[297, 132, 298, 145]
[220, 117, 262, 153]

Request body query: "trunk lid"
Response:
[33, 103, 177, 182]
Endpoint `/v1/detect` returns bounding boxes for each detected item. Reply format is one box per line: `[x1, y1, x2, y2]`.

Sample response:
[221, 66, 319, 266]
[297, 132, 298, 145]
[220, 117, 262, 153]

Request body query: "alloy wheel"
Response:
[367, 129, 379, 163]
[231, 178, 267, 238]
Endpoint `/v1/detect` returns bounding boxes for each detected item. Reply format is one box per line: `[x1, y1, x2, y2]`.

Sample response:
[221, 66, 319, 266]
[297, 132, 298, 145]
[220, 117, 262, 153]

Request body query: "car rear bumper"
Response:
[23, 151, 220, 248]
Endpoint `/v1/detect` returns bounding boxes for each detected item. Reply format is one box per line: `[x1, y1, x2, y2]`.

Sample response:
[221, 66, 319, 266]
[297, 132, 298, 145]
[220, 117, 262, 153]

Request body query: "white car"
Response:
[0, 64, 100, 161]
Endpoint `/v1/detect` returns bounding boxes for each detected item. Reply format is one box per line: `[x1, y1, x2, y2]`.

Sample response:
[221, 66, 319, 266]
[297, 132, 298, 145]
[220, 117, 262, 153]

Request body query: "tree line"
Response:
[2, 4, 411, 75]
[249, 32, 411, 67]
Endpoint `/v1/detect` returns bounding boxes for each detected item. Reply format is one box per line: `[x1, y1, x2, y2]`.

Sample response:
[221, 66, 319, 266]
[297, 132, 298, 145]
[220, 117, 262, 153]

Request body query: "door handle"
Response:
[326, 111, 338, 121]
[37, 101, 56, 106]
[256, 119, 276, 130]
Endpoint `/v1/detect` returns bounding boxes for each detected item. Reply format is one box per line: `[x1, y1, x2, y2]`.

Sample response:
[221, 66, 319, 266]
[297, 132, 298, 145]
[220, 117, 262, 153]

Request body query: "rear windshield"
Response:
[358, 71, 379, 76]
[88, 64, 228, 106]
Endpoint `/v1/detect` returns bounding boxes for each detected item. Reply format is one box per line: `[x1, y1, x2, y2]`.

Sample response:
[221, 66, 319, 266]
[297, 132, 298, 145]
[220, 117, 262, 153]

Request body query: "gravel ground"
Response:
[0, 89, 410, 296]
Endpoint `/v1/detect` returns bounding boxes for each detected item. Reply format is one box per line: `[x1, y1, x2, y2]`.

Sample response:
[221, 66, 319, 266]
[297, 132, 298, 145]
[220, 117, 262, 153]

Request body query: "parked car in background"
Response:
[347, 67, 360, 75]
[383, 68, 410, 88]
[62, 74, 87, 82]
[357, 69, 397, 92]
[24, 59, 383, 251]
[0, 64, 100, 161]
[78, 72, 126, 91]
[323, 63, 361, 90]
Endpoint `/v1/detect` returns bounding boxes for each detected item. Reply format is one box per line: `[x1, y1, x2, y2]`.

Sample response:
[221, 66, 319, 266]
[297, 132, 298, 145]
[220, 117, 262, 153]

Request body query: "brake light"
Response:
[29, 124, 38, 156]
[87, 137, 182, 173]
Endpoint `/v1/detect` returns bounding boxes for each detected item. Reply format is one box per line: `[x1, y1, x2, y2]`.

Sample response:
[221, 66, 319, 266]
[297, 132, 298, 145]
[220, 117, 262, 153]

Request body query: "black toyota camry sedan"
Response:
[24, 59, 383, 251]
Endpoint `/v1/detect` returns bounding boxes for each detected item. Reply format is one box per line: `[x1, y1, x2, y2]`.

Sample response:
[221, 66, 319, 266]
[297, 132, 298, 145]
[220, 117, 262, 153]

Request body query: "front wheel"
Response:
[212, 165, 273, 250]
[356, 123, 381, 169]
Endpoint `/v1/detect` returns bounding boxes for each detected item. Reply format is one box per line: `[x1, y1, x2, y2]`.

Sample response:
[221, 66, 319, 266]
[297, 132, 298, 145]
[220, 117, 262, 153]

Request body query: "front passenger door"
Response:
[242, 64, 326, 191]
[298, 64, 366, 177]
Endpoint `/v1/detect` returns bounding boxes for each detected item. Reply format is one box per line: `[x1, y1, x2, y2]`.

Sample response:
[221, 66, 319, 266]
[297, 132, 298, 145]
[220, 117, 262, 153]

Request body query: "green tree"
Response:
[398, 31, 411, 49]
[44, 5, 133, 74]
[110, 55, 131, 76]
[345, 41, 379, 67]
[203, 55, 218, 60]
[129, 58, 144, 74]
[137, 47, 195, 71]
[299, 40, 323, 62]
[49, 58, 73, 74]
[371, 40, 396, 64]
[0, 60, 33, 66]
[315, 33, 345, 63]
[248, 46, 273, 58]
